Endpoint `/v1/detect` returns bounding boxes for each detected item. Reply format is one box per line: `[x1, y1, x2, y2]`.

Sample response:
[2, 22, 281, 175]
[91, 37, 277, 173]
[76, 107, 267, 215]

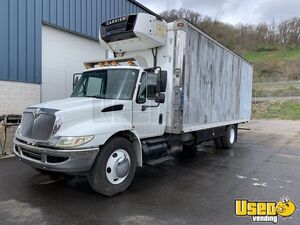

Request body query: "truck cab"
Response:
[14, 58, 169, 196]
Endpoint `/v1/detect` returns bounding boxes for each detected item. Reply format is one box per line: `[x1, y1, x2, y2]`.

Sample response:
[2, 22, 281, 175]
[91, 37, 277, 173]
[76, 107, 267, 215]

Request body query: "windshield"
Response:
[71, 69, 139, 100]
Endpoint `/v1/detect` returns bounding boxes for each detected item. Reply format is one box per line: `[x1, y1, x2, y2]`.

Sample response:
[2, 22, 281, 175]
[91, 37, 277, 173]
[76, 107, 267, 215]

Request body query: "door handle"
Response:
[159, 114, 163, 124]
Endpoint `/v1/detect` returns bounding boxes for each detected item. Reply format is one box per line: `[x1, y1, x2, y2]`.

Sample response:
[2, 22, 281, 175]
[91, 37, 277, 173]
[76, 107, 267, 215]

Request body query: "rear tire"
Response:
[221, 125, 236, 149]
[88, 137, 136, 196]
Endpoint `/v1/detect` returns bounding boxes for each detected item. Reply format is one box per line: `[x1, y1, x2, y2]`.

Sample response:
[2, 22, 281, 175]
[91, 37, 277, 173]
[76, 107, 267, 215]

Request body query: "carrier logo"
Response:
[33, 108, 41, 119]
[235, 197, 296, 224]
[106, 16, 127, 26]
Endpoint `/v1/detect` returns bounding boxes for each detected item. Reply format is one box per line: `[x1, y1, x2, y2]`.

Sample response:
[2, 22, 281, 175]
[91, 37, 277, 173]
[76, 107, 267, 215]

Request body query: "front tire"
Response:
[88, 137, 136, 196]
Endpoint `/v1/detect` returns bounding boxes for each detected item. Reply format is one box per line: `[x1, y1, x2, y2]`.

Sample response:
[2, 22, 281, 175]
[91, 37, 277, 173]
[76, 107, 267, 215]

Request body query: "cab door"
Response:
[132, 72, 166, 139]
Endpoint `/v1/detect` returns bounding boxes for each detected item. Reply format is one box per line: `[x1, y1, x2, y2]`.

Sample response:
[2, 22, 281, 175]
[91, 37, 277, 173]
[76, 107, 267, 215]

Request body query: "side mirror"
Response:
[73, 73, 82, 90]
[157, 70, 167, 93]
[155, 93, 165, 104]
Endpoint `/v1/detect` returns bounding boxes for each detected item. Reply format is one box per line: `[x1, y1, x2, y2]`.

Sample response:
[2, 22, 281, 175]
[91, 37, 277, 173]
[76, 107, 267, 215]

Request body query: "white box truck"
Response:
[14, 13, 253, 196]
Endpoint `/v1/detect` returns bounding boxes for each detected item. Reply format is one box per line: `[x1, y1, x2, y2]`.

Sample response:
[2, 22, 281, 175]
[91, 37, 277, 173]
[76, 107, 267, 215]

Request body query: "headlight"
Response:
[56, 136, 94, 148]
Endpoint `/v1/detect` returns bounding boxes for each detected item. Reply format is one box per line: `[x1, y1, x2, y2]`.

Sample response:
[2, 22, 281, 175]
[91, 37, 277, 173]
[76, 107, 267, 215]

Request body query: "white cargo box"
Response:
[168, 19, 253, 134]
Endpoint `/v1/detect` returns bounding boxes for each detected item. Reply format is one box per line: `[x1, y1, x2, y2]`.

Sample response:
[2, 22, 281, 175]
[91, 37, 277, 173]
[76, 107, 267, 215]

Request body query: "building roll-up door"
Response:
[42, 25, 106, 102]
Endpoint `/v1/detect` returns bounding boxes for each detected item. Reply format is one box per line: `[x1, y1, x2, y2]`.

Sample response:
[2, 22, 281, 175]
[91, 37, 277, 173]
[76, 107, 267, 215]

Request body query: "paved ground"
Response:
[0, 120, 299, 225]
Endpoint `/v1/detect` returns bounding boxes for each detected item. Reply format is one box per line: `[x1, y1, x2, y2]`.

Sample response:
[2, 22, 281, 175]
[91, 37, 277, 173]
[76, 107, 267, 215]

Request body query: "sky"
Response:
[138, 0, 300, 25]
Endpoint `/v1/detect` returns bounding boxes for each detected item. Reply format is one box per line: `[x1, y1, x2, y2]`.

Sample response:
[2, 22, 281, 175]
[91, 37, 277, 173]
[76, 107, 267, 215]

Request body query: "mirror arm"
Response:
[73, 73, 82, 90]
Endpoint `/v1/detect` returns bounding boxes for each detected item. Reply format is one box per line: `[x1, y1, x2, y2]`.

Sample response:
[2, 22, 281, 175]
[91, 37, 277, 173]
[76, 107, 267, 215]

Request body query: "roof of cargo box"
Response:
[178, 18, 252, 66]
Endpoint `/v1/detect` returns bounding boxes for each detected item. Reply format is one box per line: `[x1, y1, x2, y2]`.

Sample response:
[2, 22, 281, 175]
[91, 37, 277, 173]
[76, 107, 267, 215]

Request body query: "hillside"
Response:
[243, 47, 300, 63]
[242, 47, 300, 82]
[160, 9, 300, 83]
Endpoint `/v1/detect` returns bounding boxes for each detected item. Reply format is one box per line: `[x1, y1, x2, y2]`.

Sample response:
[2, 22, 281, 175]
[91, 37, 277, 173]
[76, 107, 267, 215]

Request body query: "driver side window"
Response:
[136, 72, 158, 104]
[136, 73, 147, 103]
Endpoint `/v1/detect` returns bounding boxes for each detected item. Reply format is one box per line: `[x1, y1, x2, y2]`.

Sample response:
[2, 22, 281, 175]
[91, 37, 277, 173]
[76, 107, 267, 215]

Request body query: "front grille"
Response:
[20, 111, 56, 141]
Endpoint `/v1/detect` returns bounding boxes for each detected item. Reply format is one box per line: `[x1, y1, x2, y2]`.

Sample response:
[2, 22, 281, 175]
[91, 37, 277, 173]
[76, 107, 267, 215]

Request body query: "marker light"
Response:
[111, 61, 119, 66]
[84, 63, 93, 69]
[128, 60, 136, 66]
[177, 22, 185, 28]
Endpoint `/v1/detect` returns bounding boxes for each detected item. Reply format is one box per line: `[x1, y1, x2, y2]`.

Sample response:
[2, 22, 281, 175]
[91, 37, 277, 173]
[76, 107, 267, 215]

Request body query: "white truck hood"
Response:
[32, 97, 132, 123]
[23, 97, 135, 145]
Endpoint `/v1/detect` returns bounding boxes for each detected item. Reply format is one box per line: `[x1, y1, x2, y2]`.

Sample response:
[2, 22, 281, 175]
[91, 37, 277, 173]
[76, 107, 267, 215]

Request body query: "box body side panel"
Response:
[182, 24, 253, 132]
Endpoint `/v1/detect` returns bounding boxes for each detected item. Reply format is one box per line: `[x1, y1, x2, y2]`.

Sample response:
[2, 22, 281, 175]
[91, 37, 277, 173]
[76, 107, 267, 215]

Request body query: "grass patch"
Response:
[252, 101, 300, 120]
[243, 47, 300, 63]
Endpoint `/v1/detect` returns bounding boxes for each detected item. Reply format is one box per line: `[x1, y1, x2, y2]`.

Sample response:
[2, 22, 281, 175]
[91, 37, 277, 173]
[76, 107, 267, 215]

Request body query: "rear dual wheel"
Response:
[214, 125, 237, 149]
[88, 137, 136, 196]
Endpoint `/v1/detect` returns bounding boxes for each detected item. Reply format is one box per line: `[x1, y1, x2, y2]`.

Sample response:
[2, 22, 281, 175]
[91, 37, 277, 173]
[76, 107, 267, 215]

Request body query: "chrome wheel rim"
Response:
[229, 128, 235, 144]
[106, 149, 130, 185]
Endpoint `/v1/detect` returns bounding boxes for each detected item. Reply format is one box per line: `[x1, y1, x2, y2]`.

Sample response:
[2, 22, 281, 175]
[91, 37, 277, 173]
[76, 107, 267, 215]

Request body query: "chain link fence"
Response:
[252, 80, 300, 102]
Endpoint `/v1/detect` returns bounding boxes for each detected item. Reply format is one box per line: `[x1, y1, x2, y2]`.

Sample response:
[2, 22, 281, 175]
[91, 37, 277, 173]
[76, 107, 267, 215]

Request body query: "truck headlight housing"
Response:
[56, 136, 94, 148]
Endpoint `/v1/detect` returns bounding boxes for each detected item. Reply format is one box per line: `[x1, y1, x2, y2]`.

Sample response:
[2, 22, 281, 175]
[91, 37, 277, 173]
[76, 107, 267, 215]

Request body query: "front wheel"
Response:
[88, 137, 136, 196]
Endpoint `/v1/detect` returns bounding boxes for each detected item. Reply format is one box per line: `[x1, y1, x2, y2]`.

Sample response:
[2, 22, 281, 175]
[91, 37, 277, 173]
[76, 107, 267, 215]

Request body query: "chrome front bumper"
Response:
[13, 138, 99, 173]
